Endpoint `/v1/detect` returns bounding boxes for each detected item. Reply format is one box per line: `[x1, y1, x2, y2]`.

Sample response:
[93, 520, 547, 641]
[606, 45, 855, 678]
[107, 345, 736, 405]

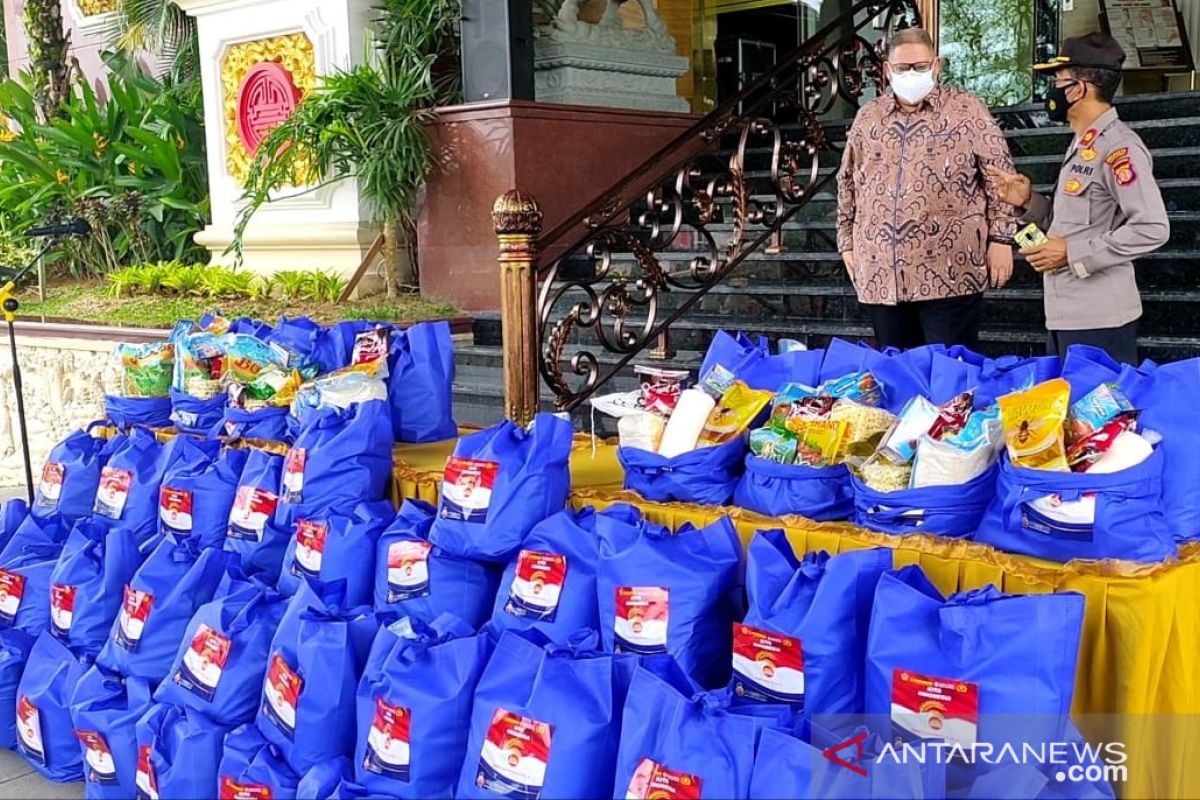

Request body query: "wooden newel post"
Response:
[492, 190, 544, 427]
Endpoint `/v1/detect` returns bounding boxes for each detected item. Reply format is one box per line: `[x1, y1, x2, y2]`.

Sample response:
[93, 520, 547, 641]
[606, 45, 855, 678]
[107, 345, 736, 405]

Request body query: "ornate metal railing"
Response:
[493, 0, 921, 421]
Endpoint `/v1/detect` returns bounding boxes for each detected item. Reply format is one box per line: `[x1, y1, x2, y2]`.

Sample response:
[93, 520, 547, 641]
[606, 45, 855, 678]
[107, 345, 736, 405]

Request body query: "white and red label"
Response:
[262, 652, 303, 739]
[228, 486, 279, 542]
[613, 587, 669, 655]
[505, 551, 567, 622]
[17, 696, 44, 764]
[731, 623, 805, 706]
[135, 744, 158, 800]
[34, 462, 65, 510]
[386, 540, 432, 603]
[290, 520, 328, 579]
[352, 328, 390, 377]
[50, 583, 76, 639]
[220, 776, 273, 800]
[94, 467, 133, 519]
[625, 758, 702, 800]
[891, 668, 980, 748]
[475, 708, 553, 799]
[159, 487, 194, 537]
[76, 729, 119, 785]
[363, 696, 411, 782]
[175, 623, 232, 702]
[0, 569, 25, 627]
[439, 458, 499, 524]
[116, 586, 154, 651]
[280, 448, 306, 504]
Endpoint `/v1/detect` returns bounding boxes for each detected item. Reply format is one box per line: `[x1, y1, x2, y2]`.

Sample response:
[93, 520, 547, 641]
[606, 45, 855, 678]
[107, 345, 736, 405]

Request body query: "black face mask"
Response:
[1045, 80, 1080, 123]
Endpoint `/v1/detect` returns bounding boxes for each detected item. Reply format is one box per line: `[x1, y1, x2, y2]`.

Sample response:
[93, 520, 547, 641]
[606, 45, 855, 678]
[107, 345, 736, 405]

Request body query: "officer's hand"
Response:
[1023, 237, 1069, 273]
[983, 165, 1033, 208]
[987, 242, 1014, 288]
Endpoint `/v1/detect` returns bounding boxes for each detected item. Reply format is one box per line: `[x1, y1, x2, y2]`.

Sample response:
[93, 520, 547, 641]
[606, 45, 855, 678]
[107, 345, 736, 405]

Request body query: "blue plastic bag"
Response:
[490, 505, 640, 643]
[278, 500, 393, 606]
[1, 499, 27, 554]
[155, 572, 288, 726]
[297, 756, 354, 799]
[456, 629, 637, 800]
[596, 507, 743, 688]
[375, 499, 500, 628]
[820, 340, 937, 414]
[47, 520, 141, 654]
[865, 567, 1085, 755]
[105, 396, 172, 431]
[930, 349, 1061, 408]
[430, 414, 573, 563]
[976, 451, 1174, 563]
[158, 439, 247, 548]
[274, 400, 394, 526]
[0, 629, 33, 750]
[31, 422, 112, 527]
[268, 316, 343, 376]
[96, 535, 232, 682]
[225, 448, 288, 579]
[169, 388, 227, 437]
[218, 405, 292, 442]
[0, 519, 63, 637]
[355, 614, 494, 799]
[14, 631, 92, 781]
[699, 331, 825, 391]
[620, 436, 747, 506]
[734, 456, 854, 521]
[852, 465, 998, 540]
[68, 665, 154, 799]
[134, 702, 228, 800]
[219, 724, 301, 800]
[736, 532, 892, 717]
[256, 579, 376, 774]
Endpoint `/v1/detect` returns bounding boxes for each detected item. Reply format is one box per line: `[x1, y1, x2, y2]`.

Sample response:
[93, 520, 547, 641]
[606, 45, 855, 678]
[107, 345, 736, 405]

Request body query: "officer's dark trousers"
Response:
[1047, 319, 1140, 366]
[862, 293, 983, 351]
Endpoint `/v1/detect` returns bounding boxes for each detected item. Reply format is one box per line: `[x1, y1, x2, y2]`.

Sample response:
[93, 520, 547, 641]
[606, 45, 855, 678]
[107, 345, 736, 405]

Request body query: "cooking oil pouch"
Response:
[699, 382, 773, 446]
[998, 379, 1071, 471]
[750, 428, 798, 465]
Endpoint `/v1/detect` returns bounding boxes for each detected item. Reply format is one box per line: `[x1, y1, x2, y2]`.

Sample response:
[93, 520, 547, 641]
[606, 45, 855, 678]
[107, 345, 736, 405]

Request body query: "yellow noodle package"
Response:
[795, 419, 851, 467]
[698, 381, 773, 446]
[998, 378, 1072, 471]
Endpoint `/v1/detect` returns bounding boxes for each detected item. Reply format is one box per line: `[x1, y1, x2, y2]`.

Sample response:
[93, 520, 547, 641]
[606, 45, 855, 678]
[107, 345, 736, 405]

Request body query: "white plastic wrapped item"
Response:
[293, 372, 388, 414]
[619, 413, 666, 453]
[911, 436, 992, 489]
[1090, 431, 1153, 475]
[657, 389, 715, 457]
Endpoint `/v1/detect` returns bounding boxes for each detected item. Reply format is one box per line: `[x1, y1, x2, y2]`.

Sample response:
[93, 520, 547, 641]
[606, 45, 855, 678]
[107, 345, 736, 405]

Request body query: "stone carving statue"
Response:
[548, 0, 675, 50]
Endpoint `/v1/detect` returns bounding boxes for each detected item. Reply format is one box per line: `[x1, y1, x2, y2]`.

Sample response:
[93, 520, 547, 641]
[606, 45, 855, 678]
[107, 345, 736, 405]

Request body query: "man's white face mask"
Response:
[891, 68, 936, 105]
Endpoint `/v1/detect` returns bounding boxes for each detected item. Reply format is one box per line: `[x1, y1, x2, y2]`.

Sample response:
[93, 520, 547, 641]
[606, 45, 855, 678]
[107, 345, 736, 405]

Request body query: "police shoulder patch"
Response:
[1080, 129, 1098, 148]
[1105, 147, 1129, 166]
[1113, 161, 1138, 186]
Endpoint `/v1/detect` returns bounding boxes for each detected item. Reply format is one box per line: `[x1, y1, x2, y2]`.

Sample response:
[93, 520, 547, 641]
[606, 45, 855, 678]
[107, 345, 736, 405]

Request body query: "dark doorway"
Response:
[714, 5, 804, 110]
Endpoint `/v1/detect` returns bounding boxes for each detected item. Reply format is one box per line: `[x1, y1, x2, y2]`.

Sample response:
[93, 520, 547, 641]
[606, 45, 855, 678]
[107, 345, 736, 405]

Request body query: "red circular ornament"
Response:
[236, 62, 302, 154]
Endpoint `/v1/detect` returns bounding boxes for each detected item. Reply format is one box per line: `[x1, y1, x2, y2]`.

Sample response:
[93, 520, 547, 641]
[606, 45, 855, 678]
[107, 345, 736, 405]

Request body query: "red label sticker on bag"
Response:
[174, 623, 232, 702]
[290, 519, 328, 579]
[0, 569, 25, 627]
[614, 587, 669, 655]
[891, 668, 980, 747]
[220, 776, 273, 800]
[262, 652, 303, 739]
[363, 696, 411, 782]
[17, 696, 44, 764]
[76, 729, 119, 785]
[228, 486, 279, 542]
[94, 467, 133, 519]
[50, 583, 76, 639]
[280, 448, 306, 504]
[34, 462, 65, 510]
[505, 551, 567, 622]
[159, 486, 194, 537]
[625, 758, 702, 800]
[731, 623, 805, 705]
[116, 586, 154, 651]
[439, 458, 499, 524]
[474, 708, 553, 799]
[135, 744, 158, 800]
[353, 328, 391, 377]
[386, 540, 432, 603]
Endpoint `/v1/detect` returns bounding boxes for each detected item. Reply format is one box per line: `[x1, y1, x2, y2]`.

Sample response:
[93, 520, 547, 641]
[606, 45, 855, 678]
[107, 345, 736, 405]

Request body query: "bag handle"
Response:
[545, 628, 601, 658]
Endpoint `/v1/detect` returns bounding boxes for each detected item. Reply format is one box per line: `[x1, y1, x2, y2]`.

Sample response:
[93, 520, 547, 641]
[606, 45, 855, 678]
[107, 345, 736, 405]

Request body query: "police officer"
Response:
[986, 32, 1169, 365]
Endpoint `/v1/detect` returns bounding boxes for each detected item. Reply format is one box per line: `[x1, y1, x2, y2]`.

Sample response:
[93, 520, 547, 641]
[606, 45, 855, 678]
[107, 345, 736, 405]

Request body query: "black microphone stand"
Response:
[1, 238, 59, 504]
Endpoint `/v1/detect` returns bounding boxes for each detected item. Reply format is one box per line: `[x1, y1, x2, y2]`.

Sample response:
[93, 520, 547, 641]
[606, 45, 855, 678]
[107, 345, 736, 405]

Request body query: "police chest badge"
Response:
[1081, 148, 1097, 161]
[1063, 178, 1084, 196]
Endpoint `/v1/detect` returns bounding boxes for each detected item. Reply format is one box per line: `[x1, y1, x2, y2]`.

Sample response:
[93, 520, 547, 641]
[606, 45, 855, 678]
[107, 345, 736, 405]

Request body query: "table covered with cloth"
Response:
[391, 439, 1200, 799]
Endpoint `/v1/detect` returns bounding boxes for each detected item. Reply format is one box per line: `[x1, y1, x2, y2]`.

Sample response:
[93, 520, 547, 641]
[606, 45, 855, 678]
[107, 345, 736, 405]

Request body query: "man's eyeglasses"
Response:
[889, 61, 934, 73]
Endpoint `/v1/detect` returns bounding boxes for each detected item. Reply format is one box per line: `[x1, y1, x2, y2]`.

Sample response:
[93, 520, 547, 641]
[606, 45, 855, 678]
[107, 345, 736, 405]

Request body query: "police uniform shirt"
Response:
[1021, 107, 1170, 331]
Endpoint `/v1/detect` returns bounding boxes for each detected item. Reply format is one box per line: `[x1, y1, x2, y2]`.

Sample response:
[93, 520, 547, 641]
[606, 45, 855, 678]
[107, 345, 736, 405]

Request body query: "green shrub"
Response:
[159, 263, 206, 295]
[305, 271, 347, 303]
[199, 266, 254, 298]
[275, 270, 310, 301]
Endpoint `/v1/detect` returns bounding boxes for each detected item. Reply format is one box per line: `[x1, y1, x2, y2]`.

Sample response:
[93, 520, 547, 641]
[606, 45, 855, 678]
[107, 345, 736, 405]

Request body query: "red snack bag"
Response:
[1067, 410, 1141, 472]
[928, 392, 974, 441]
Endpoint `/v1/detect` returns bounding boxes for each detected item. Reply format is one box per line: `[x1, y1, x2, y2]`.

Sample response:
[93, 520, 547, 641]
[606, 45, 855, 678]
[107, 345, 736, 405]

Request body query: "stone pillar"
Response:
[492, 191, 543, 426]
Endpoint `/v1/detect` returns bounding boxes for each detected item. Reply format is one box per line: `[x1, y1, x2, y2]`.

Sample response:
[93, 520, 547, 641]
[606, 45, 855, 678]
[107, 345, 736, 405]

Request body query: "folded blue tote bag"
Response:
[975, 450, 1174, 563]
[267, 315, 342, 376]
[0, 527, 62, 637]
[278, 499, 394, 607]
[274, 399, 394, 527]
[620, 436, 747, 506]
[596, 507, 743, 688]
[736, 532, 892, 718]
[852, 465, 998, 540]
[256, 579, 376, 775]
[105, 396, 172, 431]
[699, 331, 824, 390]
[155, 572, 288, 726]
[96, 534, 232, 682]
[68, 665, 154, 800]
[134, 702, 228, 800]
[865, 567, 1085, 755]
[354, 614, 495, 799]
[169, 387, 227, 437]
[14, 630, 93, 782]
[218, 723, 301, 800]
[296, 756, 353, 799]
[375, 499, 500, 628]
[217, 405, 292, 443]
[0, 629, 34, 750]
[1, 499, 27, 555]
[157, 438, 248, 548]
[47, 520, 141, 654]
[31, 422, 113, 527]
[930, 349, 1061, 408]
[225, 447, 288, 579]
[456, 629, 637, 800]
[490, 505, 641, 643]
[734, 456, 855, 520]
[430, 413, 574, 563]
